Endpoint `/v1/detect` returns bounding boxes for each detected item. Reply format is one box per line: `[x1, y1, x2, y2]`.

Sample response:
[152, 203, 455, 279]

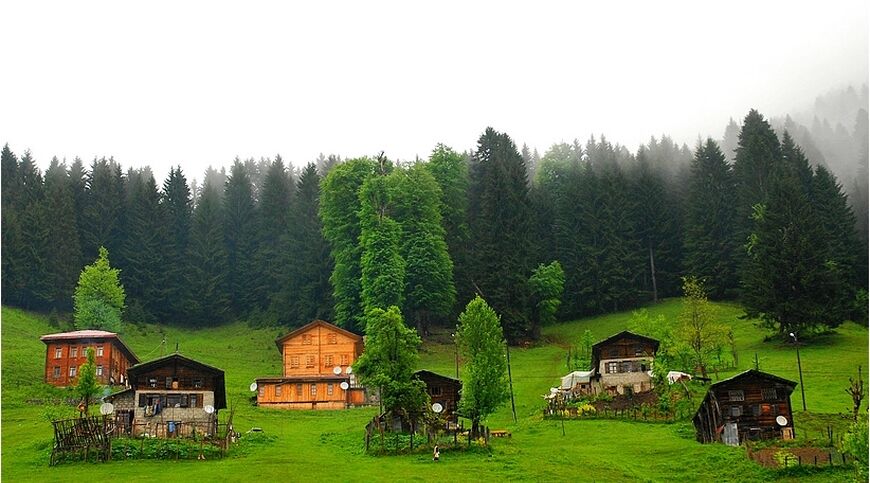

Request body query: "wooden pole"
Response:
[506, 344, 517, 424]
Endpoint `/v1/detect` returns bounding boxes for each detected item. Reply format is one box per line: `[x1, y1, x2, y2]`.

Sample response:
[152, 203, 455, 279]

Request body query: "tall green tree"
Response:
[16, 151, 52, 308]
[528, 261, 565, 339]
[161, 166, 193, 322]
[43, 158, 83, 309]
[392, 163, 455, 333]
[352, 306, 427, 422]
[75, 347, 101, 417]
[73, 246, 126, 331]
[223, 160, 259, 315]
[81, 158, 125, 262]
[256, 156, 293, 311]
[1, 144, 23, 304]
[456, 296, 510, 437]
[320, 157, 376, 332]
[187, 180, 231, 325]
[469, 128, 533, 343]
[678, 276, 727, 378]
[278, 163, 334, 327]
[358, 157, 405, 312]
[684, 139, 738, 298]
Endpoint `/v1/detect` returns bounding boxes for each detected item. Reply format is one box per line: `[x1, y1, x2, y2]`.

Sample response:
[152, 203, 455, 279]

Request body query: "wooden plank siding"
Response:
[40, 332, 139, 387]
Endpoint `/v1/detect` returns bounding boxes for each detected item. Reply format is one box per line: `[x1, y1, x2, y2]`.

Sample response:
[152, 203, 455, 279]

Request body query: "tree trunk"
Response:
[648, 244, 658, 304]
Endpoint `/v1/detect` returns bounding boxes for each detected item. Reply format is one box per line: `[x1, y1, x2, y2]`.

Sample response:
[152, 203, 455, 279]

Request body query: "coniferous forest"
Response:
[2, 105, 867, 343]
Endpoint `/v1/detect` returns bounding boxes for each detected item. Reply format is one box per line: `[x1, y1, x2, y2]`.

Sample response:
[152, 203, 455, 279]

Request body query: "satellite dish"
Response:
[776, 415, 788, 426]
[333, 366, 342, 375]
[204, 405, 215, 414]
[431, 403, 443, 413]
[249, 382, 258, 392]
[99, 402, 114, 415]
[345, 366, 353, 374]
[340, 381, 349, 390]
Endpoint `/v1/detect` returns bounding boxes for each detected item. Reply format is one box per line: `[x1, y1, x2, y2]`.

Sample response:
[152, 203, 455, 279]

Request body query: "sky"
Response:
[1, 0, 867, 182]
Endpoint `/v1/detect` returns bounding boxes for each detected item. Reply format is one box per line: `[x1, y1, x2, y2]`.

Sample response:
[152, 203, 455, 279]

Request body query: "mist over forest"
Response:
[2, 84, 867, 344]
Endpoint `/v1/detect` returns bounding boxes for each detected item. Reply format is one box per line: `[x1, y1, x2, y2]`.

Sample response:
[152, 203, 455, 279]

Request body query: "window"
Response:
[310, 384, 317, 396]
[430, 386, 443, 397]
[258, 386, 265, 397]
[621, 361, 633, 373]
[165, 377, 173, 389]
[55, 347, 62, 359]
[729, 405, 742, 417]
[607, 362, 619, 374]
[290, 356, 300, 369]
[296, 383, 303, 395]
[327, 333, 337, 344]
[306, 355, 315, 368]
[327, 383, 334, 396]
[751, 405, 761, 417]
[69, 366, 77, 377]
[634, 345, 643, 356]
[728, 390, 745, 402]
[71, 347, 78, 358]
[302, 334, 313, 345]
[193, 378, 203, 389]
[97, 346, 104, 357]
[96, 365, 103, 376]
[148, 378, 158, 388]
[341, 354, 349, 366]
[190, 394, 199, 408]
[324, 355, 334, 367]
[53, 366, 61, 378]
[761, 388, 777, 400]
[275, 385, 283, 397]
[761, 404, 772, 415]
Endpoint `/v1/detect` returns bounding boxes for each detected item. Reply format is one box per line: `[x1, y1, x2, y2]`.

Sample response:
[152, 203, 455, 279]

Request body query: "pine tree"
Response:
[456, 296, 510, 437]
[391, 163, 455, 333]
[81, 158, 125, 262]
[320, 157, 376, 332]
[223, 160, 259, 316]
[1, 144, 24, 305]
[187, 180, 231, 325]
[359, 156, 405, 312]
[16, 151, 52, 308]
[469, 128, 533, 343]
[684, 139, 738, 298]
[162, 166, 193, 322]
[43, 158, 83, 310]
[256, 156, 292, 312]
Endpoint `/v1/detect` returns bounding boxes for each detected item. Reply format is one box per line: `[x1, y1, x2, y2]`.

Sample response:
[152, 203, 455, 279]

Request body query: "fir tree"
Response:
[256, 156, 292, 311]
[187, 180, 231, 325]
[81, 158, 125, 262]
[223, 160, 259, 316]
[162, 166, 193, 322]
[43, 158, 83, 310]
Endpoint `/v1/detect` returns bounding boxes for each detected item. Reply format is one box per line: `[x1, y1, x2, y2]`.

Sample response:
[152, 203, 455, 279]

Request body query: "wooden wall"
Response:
[280, 324, 362, 378]
[43, 338, 135, 387]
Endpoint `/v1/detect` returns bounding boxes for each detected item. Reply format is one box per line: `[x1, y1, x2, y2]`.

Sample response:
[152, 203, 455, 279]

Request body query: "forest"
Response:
[2, 93, 867, 344]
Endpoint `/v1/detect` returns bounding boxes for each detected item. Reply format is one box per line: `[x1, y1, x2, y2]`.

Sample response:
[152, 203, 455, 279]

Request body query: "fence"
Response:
[364, 414, 489, 453]
[544, 406, 690, 423]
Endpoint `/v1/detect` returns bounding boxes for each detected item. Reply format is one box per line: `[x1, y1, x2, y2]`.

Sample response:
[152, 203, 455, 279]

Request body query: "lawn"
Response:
[1, 300, 866, 482]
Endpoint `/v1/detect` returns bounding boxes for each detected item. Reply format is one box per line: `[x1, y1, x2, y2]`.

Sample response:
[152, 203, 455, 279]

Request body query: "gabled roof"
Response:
[40, 330, 140, 364]
[274, 320, 362, 352]
[127, 353, 226, 409]
[710, 369, 797, 389]
[592, 330, 660, 351]
[414, 369, 461, 384]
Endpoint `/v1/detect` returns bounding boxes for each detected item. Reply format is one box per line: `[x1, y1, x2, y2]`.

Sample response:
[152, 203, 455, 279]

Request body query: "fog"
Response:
[0, 1, 866, 182]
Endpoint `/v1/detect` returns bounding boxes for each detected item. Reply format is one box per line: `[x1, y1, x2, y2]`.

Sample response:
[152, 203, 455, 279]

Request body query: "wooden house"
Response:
[106, 352, 226, 437]
[255, 320, 366, 409]
[414, 370, 462, 421]
[591, 331, 659, 395]
[40, 330, 139, 387]
[693, 369, 797, 445]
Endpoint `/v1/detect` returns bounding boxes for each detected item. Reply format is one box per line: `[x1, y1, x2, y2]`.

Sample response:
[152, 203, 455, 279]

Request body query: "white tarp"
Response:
[667, 371, 692, 384]
[560, 370, 593, 390]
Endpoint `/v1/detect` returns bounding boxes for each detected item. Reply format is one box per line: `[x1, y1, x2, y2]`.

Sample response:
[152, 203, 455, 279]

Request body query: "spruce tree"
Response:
[469, 128, 533, 343]
[43, 158, 83, 310]
[223, 160, 259, 316]
[684, 139, 738, 298]
[81, 158, 125, 262]
[162, 166, 193, 322]
[187, 180, 231, 325]
[256, 156, 292, 312]
[17, 151, 52, 308]
[320, 157, 376, 332]
[1, 144, 24, 305]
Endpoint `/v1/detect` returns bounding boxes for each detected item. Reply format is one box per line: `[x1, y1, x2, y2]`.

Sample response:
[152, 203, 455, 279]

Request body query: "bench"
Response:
[490, 430, 511, 438]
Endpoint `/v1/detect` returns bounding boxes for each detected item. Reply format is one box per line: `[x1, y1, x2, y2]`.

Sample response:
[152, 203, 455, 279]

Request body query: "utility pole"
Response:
[452, 333, 459, 379]
[789, 332, 807, 411]
[506, 344, 517, 424]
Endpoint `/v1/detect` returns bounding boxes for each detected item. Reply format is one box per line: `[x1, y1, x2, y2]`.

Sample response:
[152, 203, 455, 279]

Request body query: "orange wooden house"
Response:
[255, 320, 367, 409]
[40, 330, 139, 387]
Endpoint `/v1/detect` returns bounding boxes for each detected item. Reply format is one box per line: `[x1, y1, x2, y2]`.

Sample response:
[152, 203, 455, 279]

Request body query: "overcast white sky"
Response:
[1, 0, 867, 181]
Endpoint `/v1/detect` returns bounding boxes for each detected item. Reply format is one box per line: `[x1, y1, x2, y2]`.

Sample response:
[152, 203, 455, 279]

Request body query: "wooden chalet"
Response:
[414, 370, 462, 421]
[591, 330, 659, 395]
[255, 320, 366, 409]
[105, 352, 226, 437]
[40, 330, 139, 387]
[693, 369, 797, 446]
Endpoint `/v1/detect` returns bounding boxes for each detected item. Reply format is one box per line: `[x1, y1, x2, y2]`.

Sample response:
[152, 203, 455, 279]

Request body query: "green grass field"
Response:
[2, 300, 866, 482]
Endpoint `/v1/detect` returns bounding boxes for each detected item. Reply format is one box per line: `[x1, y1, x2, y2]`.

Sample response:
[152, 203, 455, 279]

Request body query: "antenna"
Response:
[431, 403, 443, 414]
[204, 405, 215, 414]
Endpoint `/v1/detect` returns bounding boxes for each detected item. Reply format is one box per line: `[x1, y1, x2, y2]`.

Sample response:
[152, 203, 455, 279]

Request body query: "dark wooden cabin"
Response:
[591, 331, 659, 395]
[693, 369, 796, 446]
[414, 370, 462, 421]
[40, 330, 139, 387]
[114, 352, 226, 437]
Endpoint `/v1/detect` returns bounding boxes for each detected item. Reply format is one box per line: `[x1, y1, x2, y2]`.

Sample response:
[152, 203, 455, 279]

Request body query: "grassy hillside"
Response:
[2, 300, 866, 482]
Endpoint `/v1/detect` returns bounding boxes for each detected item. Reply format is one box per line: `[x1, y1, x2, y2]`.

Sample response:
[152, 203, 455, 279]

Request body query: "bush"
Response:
[842, 416, 868, 482]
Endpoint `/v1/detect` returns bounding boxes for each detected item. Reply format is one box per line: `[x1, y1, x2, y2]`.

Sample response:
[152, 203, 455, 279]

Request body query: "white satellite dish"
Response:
[345, 366, 353, 374]
[204, 405, 215, 414]
[333, 366, 342, 375]
[340, 381, 349, 390]
[776, 415, 788, 426]
[99, 402, 114, 415]
[431, 403, 443, 413]
[249, 382, 258, 392]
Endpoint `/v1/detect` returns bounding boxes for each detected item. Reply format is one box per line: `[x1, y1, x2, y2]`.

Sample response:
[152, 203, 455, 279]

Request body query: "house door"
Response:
[722, 422, 739, 446]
